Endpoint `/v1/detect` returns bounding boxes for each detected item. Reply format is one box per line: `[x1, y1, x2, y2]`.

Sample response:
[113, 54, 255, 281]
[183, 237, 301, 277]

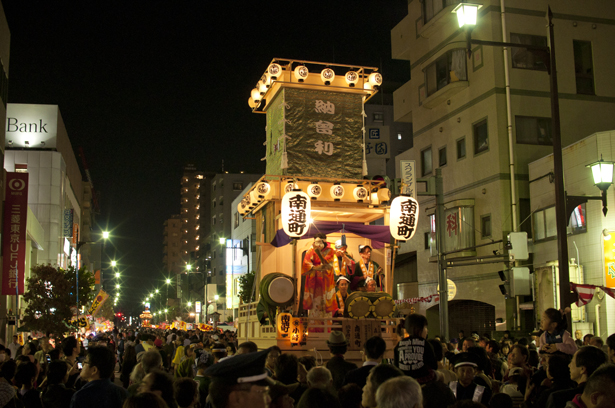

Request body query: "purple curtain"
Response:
[271, 221, 391, 249]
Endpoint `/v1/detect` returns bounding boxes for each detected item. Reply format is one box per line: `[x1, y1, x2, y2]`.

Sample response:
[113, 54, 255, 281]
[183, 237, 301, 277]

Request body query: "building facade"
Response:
[391, 0, 615, 335]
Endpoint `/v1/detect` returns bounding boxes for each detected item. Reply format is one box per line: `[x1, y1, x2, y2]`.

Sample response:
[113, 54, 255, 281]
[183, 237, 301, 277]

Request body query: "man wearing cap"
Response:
[448, 352, 492, 406]
[325, 331, 357, 390]
[352, 245, 383, 291]
[205, 348, 272, 408]
[332, 240, 355, 277]
[333, 276, 351, 317]
[302, 234, 337, 319]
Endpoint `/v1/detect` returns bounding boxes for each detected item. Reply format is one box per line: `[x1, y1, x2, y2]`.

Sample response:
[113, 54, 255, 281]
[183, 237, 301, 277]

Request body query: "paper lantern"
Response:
[248, 97, 258, 109]
[368, 72, 383, 87]
[364, 82, 373, 91]
[321, 68, 335, 85]
[345, 71, 359, 87]
[281, 191, 311, 238]
[390, 195, 419, 241]
[284, 181, 299, 195]
[377, 188, 391, 203]
[277, 312, 292, 340]
[250, 88, 261, 103]
[258, 80, 268, 95]
[261, 74, 270, 88]
[330, 183, 345, 201]
[255, 181, 272, 199]
[307, 183, 322, 200]
[294, 65, 309, 82]
[250, 190, 263, 207]
[353, 185, 369, 202]
[268, 63, 282, 80]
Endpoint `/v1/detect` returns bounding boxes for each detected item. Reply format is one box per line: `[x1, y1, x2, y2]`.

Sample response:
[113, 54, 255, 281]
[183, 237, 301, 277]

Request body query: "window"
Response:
[438, 146, 447, 167]
[481, 215, 492, 238]
[212, 216, 216, 226]
[510, 33, 547, 71]
[574, 40, 594, 95]
[473, 119, 489, 154]
[516, 116, 552, 145]
[213, 199, 216, 208]
[397, 133, 402, 140]
[533, 204, 586, 241]
[423, 0, 459, 24]
[424, 232, 432, 250]
[213, 267, 216, 276]
[373, 112, 384, 122]
[213, 182, 216, 191]
[456, 137, 466, 160]
[234, 212, 239, 228]
[421, 147, 433, 176]
[425, 49, 467, 97]
[233, 182, 244, 190]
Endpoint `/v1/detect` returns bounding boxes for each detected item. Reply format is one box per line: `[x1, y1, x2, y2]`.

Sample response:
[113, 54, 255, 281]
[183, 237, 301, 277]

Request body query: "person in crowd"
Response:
[174, 377, 198, 408]
[275, 353, 307, 403]
[8, 336, 20, 360]
[15, 361, 43, 408]
[265, 346, 280, 378]
[538, 308, 577, 356]
[583, 334, 594, 346]
[325, 331, 357, 390]
[193, 351, 213, 405]
[120, 344, 137, 389]
[574, 330, 584, 348]
[500, 367, 525, 408]
[134, 335, 146, 355]
[237, 341, 258, 355]
[588, 337, 603, 349]
[34, 337, 53, 366]
[122, 393, 168, 408]
[505, 345, 532, 381]
[468, 346, 493, 389]
[138, 369, 176, 408]
[306, 367, 333, 390]
[458, 330, 466, 344]
[268, 383, 294, 408]
[62, 337, 81, 390]
[337, 384, 362, 408]
[486, 340, 504, 381]
[570, 363, 615, 408]
[394, 313, 437, 384]
[0, 359, 16, 407]
[298, 356, 316, 373]
[70, 346, 128, 408]
[212, 343, 228, 364]
[462, 338, 476, 352]
[606, 333, 615, 364]
[205, 348, 273, 408]
[174, 345, 195, 379]
[376, 376, 422, 408]
[333, 276, 351, 317]
[297, 387, 341, 408]
[365, 278, 377, 292]
[428, 338, 457, 383]
[546, 345, 607, 408]
[522, 354, 575, 408]
[42, 360, 76, 408]
[351, 245, 382, 291]
[449, 352, 492, 406]
[225, 343, 236, 357]
[361, 364, 404, 408]
[344, 335, 386, 389]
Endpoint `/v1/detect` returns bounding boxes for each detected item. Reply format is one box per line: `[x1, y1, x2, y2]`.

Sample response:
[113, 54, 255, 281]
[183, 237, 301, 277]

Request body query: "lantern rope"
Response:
[361, 97, 368, 176]
[281, 102, 289, 169]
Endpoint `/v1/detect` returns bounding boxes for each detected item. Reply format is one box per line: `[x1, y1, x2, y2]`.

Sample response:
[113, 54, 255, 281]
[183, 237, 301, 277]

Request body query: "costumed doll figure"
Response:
[351, 245, 384, 291]
[332, 240, 355, 277]
[302, 233, 338, 325]
[333, 275, 351, 317]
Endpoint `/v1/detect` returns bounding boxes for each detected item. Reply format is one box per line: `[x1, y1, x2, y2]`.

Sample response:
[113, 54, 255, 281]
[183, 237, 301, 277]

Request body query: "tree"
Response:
[23, 264, 74, 335]
[65, 265, 96, 310]
[238, 271, 256, 304]
[96, 299, 115, 321]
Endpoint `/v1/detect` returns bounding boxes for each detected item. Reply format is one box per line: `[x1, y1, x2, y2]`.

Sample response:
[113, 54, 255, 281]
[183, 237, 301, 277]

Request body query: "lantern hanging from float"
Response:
[389, 195, 419, 241]
[281, 190, 311, 238]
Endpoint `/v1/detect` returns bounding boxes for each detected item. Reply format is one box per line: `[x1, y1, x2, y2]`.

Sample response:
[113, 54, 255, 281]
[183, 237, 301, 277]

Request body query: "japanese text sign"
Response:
[390, 196, 419, 241]
[281, 191, 311, 238]
[87, 290, 109, 316]
[2, 173, 29, 295]
[399, 160, 416, 199]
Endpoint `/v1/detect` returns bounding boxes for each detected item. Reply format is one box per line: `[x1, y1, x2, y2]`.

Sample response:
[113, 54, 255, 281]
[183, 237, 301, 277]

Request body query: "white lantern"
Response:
[255, 181, 272, 199]
[321, 68, 335, 85]
[258, 80, 268, 95]
[452, 3, 482, 28]
[250, 190, 263, 207]
[268, 63, 282, 80]
[377, 188, 391, 203]
[237, 201, 246, 216]
[368, 72, 383, 87]
[251, 88, 261, 103]
[330, 183, 345, 201]
[294, 65, 309, 82]
[261, 74, 270, 88]
[307, 183, 322, 200]
[284, 181, 299, 195]
[352, 185, 369, 202]
[390, 196, 420, 241]
[281, 191, 311, 238]
[345, 71, 359, 87]
[248, 97, 258, 109]
[364, 82, 373, 91]
[241, 197, 251, 214]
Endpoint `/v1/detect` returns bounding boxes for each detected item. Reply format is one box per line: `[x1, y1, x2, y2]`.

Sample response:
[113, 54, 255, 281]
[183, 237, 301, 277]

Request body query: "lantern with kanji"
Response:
[277, 313, 292, 339]
[390, 195, 419, 241]
[281, 191, 311, 238]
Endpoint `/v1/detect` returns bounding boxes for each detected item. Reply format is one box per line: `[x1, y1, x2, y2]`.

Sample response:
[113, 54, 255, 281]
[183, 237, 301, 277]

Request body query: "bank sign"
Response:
[5, 104, 58, 149]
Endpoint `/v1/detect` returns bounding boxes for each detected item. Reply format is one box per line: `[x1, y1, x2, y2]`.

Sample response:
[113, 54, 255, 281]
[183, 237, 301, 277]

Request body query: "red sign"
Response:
[2, 173, 29, 295]
[72, 223, 79, 246]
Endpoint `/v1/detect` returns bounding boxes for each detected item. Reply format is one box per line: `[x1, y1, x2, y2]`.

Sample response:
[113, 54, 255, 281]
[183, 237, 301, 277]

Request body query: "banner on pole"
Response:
[2, 173, 29, 295]
[87, 290, 109, 316]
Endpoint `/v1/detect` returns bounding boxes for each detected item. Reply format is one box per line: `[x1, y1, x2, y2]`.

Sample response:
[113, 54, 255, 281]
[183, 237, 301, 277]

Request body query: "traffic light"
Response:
[498, 270, 510, 299]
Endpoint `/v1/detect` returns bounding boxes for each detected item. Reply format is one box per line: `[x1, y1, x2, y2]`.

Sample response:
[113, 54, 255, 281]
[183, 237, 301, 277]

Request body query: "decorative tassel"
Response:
[362, 159, 368, 176]
[281, 151, 288, 169]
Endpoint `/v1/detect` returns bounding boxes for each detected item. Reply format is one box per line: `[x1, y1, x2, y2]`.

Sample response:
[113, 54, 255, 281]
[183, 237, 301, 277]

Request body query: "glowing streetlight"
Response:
[155, 289, 159, 294]
[115, 272, 120, 278]
[102, 231, 110, 239]
[116, 284, 120, 289]
[111, 260, 117, 267]
[214, 295, 219, 301]
[166, 278, 171, 284]
[164, 309, 168, 313]
[186, 264, 192, 271]
[187, 302, 192, 307]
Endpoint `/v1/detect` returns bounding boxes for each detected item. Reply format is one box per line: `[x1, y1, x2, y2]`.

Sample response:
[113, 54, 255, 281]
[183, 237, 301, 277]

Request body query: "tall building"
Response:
[163, 215, 182, 277]
[390, 1, 615, 334]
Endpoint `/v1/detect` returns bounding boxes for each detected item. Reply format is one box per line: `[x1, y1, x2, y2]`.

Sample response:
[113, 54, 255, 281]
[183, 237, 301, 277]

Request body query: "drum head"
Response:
[347, 296, 372, 319]
[268, 276, 294, 304]
[372, 296, 395, 318]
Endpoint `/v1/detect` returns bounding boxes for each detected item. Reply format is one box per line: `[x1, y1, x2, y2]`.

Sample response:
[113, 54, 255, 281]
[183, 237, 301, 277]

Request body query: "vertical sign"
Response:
[63, 209, 73, 237]
[2, 173, 29, 295]
[72, 223, 79, 246]
[195, 301, 202, 314]
[366, 126, 390, 159]
[176, 274, 181, 298]
[604, 233, 615, 288]
[400, 160, 416, 199]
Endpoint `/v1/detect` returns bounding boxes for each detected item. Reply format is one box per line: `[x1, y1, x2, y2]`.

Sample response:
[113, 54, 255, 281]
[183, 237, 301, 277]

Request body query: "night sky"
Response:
[2, 1, 409, 314]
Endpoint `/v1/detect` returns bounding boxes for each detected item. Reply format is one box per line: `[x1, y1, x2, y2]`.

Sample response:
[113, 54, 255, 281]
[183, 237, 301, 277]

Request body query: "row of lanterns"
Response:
[249, 62, 383, 108]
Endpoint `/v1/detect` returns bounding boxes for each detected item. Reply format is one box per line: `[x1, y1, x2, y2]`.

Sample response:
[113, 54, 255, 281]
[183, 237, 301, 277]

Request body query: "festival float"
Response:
[236, 59, 419, 361]
[140, 306, 153, 328]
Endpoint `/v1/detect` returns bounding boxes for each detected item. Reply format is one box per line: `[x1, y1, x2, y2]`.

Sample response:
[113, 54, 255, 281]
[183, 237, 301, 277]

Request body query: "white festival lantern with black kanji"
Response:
[390, 196, 419, 241]
[282, 191, 311, 238]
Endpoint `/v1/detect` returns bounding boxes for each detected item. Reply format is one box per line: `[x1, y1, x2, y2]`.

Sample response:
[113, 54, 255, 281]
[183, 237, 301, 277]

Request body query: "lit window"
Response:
[196, 175, 203, 179]
[425, 49, 467, 97]
[373, 112, 384, 122]
[398, 133, 402, 140]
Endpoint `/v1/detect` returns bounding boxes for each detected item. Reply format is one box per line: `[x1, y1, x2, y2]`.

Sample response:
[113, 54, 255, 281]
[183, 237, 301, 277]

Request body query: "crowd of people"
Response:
[0, 307, 613, 408]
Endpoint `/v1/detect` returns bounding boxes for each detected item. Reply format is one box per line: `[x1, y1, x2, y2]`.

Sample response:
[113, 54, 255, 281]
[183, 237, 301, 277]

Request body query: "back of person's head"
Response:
[528, 349, 539, 368]
[275, 353, 299, 385]
[298, 356, 317, 372]
[576, 346, 608, 378]
[487, 340, 500, 354]
[369, 364, 404, 391]
[548, 354, 571, 382]
[376, 376, 422, 408]
[142, 350, 163, 373]
[489, 393, 513, 408]
[14, 361, 36, 388]
[297, 387, 341, 408]
[307, 366, 333, 389]
[583, 363, 615, 402]
[174, 376, 199, 408]
[48, 348, 62, 361]
[147, 369, 174, 401]
[517, 337, 529, 347]
[405, 314, 428, 338]
[590, 337, 604, 348]
[62, 336, 78, 357]
[46, 360, 68, 385]
[87, 346, 116, 379]
[123, 392, 169, 408]
[0, 360, 16, 382]
[237, 341, 258, 353]
[468, 346, 489, 372]
[607, 333, 615, 352]
[130, 363, 145, 385]
[212, 342, 227, 361]
[364, 336, 387, 360]
[337, 384, 362, 408]
[512, 344, 529, 362]
[428, 339, 444, 361]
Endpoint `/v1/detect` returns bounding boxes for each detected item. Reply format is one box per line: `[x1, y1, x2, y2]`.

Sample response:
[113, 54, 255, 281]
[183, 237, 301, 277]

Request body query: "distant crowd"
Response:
[0, 307, 613, 408]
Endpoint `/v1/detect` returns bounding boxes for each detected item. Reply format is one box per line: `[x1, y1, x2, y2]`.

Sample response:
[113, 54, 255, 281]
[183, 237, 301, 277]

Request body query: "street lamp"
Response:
[155, 289, 159, 294]
[166, 278, 171, 284]
[102, 231, 110, 239]
[111, 260, 117, 267]
[116, 284, 120, 289]
[186, 264, 192, 271]
[566, 157, 615, 219]
[452, 3, 481, 28]
[115, 272, 120, 278]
